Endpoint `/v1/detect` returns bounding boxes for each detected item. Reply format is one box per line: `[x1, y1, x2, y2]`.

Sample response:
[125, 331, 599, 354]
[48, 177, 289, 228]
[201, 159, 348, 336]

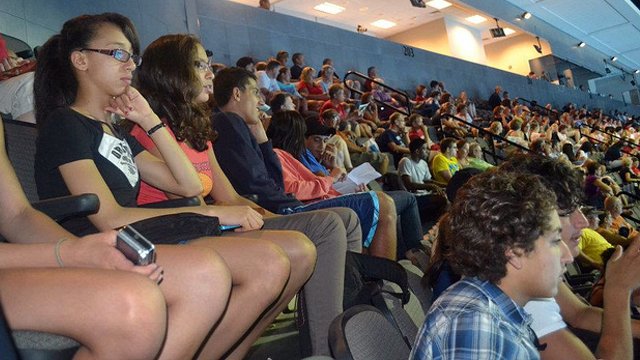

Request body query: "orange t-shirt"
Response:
[130, 124, 213, 205]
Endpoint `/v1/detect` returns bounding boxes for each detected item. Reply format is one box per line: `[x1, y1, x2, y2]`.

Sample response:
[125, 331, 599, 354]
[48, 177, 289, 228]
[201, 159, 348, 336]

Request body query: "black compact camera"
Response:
[116, 225, 156, 266]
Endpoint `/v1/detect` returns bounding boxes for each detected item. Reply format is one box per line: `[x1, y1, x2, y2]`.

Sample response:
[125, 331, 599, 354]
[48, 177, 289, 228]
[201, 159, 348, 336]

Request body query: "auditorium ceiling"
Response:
[228, 0, 640, 75]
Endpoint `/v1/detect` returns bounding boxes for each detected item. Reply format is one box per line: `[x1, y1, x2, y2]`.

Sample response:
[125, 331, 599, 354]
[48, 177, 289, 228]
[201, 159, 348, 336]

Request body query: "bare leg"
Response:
[154, 244, 232, 359]
[369, 192, 398, 260]
[1, 268, 166, 360]
[189, 236, 292, 359]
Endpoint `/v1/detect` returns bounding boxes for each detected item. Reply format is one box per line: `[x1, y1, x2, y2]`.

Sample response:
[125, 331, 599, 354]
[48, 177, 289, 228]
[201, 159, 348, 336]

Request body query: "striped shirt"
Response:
[410, 277, 540, 359]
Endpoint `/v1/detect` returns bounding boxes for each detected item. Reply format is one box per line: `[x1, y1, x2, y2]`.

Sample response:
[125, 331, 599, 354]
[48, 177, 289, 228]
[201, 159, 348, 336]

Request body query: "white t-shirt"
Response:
[524, 298, 567, 338]
[256, 71, 279, 92]
[398, 157, 432, 194]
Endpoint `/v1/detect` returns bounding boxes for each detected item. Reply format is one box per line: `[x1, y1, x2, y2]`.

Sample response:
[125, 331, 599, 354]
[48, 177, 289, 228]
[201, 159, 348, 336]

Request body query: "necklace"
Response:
[70, 106, 123, 138]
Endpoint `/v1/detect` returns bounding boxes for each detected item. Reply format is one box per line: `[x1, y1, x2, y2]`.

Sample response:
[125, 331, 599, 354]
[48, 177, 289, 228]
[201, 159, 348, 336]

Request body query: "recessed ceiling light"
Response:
[313, 2, 345, 15]
[578, 41, 586, 47]
[611, 56, 618, 62]
[635, 70, 640, 74]
[503, 27, 515, 36]
[522, 12, 532, 19]
[371, 19, 397, 29]
[425, 0, 452, 10]
[465, 15, 487, 24]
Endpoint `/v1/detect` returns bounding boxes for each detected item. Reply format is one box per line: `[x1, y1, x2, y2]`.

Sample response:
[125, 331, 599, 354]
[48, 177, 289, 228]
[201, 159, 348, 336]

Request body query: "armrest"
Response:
[139, 197, 201, 209]
[32, 194, 99, 223]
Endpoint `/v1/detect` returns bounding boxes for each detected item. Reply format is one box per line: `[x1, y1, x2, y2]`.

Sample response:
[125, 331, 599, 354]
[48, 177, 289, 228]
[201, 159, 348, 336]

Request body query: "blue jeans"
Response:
[281, 192, 380, 248]
[385, 190, 423, 258]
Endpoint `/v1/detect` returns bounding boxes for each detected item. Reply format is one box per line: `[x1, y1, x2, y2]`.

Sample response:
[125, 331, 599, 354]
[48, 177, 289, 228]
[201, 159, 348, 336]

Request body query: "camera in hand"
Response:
[116, 225, 156, 265]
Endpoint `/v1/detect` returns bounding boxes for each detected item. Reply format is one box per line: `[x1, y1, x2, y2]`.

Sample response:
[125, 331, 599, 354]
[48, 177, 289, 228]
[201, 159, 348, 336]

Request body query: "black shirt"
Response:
[212, 111, 302, 213]
[35, 108, 144, 234]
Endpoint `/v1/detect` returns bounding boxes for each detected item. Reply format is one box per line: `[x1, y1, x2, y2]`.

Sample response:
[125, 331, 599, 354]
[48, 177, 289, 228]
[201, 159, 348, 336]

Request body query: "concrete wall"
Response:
[485, 34, 552, 76]
[2, 0, 638, 115]
[387, 18, 452, 58]
[0, 0, 192, 54]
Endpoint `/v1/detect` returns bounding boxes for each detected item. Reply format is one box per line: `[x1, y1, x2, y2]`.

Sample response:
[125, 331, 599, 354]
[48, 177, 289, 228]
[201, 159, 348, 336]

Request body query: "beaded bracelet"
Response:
[54, 238, 68, 267]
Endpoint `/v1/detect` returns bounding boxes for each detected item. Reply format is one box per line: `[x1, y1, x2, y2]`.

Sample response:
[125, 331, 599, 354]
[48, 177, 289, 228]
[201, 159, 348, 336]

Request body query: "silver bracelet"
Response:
[54, 238, 68, 267]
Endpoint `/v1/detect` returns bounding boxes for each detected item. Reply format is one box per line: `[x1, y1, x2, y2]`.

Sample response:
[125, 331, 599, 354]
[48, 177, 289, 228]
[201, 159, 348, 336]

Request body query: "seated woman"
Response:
[296, 66, 327, 111]
[130, 34, 363, 356]
[0, 117, 227, 359]
[430, 138, 460, 185]
[33, 14, 312, 359]
[603, 196, 638, 241]
[455, 139, 470, 168]
[407, 113, 434, 149]
[268, 110, 427, 260]
[275, 67, 307, 113]
[467, 142, 494, 171]
[359, 92, 387, 130]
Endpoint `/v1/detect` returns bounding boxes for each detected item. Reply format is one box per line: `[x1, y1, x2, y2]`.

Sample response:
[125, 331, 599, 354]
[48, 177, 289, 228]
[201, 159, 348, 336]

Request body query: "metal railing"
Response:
[343, 71, 411, 116]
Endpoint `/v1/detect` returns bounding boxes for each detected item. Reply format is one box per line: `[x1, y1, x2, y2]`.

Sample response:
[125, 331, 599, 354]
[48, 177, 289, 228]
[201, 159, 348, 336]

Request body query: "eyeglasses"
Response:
[80, 48, 142, 66]
[194, 60, 213, 73]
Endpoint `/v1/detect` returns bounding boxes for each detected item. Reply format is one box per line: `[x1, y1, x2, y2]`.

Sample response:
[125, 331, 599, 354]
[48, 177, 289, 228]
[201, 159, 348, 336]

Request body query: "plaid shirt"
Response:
[410, 277, 540, 360]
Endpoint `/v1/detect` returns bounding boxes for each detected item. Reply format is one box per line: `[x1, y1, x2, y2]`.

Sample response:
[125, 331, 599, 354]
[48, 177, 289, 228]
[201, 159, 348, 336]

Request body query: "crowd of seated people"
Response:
[4, 7, 640, 360]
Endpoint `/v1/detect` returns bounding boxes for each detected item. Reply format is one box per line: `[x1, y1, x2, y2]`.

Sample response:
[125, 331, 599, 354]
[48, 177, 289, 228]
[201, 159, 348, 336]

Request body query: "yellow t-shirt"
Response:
[431, 153, 459, 185]
[578, 228, 614, 266]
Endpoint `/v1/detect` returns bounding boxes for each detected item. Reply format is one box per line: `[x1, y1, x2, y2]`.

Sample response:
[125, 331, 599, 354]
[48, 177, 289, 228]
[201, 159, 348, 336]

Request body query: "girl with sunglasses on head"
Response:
[33, 13, 308, 359]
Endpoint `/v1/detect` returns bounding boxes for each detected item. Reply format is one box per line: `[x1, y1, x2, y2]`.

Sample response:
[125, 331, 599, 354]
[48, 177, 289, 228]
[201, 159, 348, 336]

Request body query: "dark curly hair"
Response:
[499, 153, 584, 214]
[133, 34, 214, 152]
[445, 169, 557, 283]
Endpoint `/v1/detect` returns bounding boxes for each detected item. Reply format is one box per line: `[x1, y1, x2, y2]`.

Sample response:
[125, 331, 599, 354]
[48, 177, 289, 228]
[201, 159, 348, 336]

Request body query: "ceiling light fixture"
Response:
[577, 41, 586, 48]
[313, 2, 345, 15]
[522, 12, 532, 19]
[425, 0, 452, 10]
[371, 19, 397, 29]
[635, 70, 640, 74]
[465, 15, 487, 24]
[611, 56, 618, 62]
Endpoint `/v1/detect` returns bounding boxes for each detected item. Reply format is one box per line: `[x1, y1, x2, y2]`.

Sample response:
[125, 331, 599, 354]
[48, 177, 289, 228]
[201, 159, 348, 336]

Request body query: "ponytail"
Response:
[34, 34, 77, 126]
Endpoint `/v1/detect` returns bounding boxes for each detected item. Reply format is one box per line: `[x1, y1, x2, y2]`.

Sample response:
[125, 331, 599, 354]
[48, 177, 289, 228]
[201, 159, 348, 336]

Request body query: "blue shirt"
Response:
[411, 277, 540, 360]
[299, 149, 330, 176]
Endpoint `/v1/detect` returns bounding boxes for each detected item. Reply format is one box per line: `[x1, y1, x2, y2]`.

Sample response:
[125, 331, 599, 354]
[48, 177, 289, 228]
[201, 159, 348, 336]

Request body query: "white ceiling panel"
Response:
[591, 23, 640, 53]
[539, 0, 628, 34]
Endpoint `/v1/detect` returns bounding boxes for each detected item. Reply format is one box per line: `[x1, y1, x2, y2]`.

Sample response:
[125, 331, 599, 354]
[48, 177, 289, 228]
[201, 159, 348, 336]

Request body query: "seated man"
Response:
[376, 112, 410, 166]
[411, 169, 572, 359]
[500, 154, 640, 360]
[576, 207, 613, 271]
[398, 138, 448, 229]
[255, 59, 281, 99]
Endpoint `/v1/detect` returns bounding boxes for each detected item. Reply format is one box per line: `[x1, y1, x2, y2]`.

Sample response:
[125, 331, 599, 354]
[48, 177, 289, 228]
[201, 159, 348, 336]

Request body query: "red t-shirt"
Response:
[297, 81, 325, 96]
[130, 124, 213, 205]
[319, 100, 346, 119]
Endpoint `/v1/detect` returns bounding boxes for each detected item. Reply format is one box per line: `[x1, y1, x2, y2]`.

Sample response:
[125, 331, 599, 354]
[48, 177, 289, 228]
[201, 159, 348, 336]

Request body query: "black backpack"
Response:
[297, 251, 411, 357]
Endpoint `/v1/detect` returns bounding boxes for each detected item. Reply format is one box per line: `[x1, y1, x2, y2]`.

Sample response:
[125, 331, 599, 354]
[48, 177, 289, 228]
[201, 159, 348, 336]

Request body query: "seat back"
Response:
[329, 305, 411, 360]
[3, 119, 39, 202]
